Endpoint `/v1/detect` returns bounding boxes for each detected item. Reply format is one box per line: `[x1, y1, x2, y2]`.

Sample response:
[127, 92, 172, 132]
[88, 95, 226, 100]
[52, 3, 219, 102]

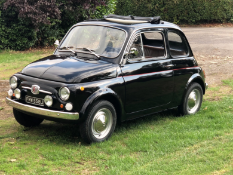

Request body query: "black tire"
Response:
[13, 108, 44, 127]
[178, 83, 203, 115]
[79, 100, 117, 144]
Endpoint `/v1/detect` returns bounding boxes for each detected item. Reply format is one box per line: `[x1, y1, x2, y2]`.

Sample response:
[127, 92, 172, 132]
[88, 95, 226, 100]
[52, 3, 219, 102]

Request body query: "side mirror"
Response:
[130, 47, 139, 56]
[54, 40, 60, 46]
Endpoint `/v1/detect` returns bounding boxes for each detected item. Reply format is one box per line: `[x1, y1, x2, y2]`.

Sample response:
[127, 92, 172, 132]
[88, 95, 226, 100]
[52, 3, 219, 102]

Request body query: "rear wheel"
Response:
[13, 108, 44, 127]
[79, 100, 117, 144]
[179, 83, 203, 115]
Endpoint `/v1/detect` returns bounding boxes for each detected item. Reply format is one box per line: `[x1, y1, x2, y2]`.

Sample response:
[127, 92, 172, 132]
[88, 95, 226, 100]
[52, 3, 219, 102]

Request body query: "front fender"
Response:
[79, 88, 124, 121]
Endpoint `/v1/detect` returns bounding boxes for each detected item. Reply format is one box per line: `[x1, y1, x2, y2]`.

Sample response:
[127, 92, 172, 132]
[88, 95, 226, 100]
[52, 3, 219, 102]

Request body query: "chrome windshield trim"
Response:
[21, 86, 52, 95]
[6, 97, 79, 120]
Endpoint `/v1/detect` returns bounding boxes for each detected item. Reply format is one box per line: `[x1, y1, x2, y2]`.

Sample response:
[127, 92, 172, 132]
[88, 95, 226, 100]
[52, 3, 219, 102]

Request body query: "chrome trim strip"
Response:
[21, 86, 52, 95]
[6, 97, 79, 120]
[39, 89, 52, 95]
[22, 86, 31, 90]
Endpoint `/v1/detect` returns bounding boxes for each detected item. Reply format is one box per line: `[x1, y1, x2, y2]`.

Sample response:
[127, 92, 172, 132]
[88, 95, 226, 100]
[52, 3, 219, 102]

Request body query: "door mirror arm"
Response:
[120, 52, 130, 66]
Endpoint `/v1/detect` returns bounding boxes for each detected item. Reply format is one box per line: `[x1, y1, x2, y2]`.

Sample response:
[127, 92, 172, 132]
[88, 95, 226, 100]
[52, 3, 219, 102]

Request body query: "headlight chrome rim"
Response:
[44, 95, 53, 107]
[10, 76, 18, 89]
[59, 87, 70, 101]
[14, 88, 21, 99]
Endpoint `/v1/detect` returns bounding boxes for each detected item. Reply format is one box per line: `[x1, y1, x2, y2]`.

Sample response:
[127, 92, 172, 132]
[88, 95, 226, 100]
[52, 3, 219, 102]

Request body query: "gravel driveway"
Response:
[182, 27, 233, 86]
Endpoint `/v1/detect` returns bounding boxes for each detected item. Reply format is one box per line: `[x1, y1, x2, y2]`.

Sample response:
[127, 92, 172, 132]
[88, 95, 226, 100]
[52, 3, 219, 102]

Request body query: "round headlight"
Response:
[65, 103, 73, 111]
[44, 95, 53, 107]
[14, 88, 21, 99]
[59, 87, 70, 101]
[10, 76, 18, 89]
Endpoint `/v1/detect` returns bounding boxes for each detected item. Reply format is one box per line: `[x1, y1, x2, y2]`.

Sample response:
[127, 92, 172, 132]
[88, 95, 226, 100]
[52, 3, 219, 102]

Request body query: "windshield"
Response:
[60, 25, 126, 58]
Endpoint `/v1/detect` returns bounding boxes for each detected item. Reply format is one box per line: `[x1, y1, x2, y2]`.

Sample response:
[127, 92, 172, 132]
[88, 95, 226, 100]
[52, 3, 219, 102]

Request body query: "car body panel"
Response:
[22, 55, 118, 83]
[120, 60, 174, 113]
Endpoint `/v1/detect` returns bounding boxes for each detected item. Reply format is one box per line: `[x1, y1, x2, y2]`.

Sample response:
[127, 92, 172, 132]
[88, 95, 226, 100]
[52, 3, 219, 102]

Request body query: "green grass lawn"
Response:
[0, 51, 233, 174]
[0, 49, 54, 80]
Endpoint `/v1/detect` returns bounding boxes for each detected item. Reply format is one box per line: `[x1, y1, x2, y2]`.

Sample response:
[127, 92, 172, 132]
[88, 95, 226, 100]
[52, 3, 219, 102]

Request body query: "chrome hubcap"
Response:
[187, 89, 201, 114]
[91, 108, 113, 139]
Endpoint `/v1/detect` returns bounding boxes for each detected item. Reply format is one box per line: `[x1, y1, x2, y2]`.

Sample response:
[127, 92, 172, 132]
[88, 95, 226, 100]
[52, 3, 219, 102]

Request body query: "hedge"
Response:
[115, 0, 233, 24]
[0, 0, 116, 51]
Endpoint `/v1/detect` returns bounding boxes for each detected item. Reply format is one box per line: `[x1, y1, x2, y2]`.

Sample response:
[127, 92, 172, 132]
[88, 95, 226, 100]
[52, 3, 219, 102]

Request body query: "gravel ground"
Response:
[182, 27, 233, 86]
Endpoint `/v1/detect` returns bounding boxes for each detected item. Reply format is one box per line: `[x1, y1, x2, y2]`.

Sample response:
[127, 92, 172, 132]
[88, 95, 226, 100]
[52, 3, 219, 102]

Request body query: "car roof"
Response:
[74, 20, 182, 32]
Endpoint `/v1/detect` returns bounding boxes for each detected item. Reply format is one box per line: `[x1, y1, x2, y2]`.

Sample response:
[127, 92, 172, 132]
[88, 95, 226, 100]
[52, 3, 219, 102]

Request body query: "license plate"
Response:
[25, 95, 44, 106]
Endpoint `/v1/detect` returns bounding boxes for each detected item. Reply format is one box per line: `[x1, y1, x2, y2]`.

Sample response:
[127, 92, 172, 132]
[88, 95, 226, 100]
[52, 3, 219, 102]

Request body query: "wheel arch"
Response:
[79, 88, 124, 123]
[178, 73, 205, 106]
[185, 73, 205, 95]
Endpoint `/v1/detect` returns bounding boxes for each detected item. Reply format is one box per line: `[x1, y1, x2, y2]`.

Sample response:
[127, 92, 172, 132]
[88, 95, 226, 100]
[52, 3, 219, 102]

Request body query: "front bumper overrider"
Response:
[205, 82, 208, 90]
[6, 97, 79, 120]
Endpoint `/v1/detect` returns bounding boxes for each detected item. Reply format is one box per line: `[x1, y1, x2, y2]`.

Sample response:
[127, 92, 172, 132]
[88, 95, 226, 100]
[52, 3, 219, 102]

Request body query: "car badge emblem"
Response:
[31, 85, 40, 95]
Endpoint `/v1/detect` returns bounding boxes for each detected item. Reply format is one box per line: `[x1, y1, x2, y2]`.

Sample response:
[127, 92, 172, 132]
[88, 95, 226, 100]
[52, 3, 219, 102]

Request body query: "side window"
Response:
[128, 35, 144, 60]
[141, 32, 165, 58]
[128, 31, 165, 62]
[168, 31, 188, 57]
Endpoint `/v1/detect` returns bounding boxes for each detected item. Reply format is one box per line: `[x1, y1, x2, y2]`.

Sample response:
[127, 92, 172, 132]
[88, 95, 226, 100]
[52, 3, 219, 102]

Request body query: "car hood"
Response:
[21, 55, 118, 83]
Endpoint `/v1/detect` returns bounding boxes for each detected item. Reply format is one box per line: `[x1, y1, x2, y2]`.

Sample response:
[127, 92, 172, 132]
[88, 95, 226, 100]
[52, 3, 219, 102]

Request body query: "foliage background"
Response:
[116, 0, 233, 24]
[0, 0, 116, 50]
[0, 0, 233, 51]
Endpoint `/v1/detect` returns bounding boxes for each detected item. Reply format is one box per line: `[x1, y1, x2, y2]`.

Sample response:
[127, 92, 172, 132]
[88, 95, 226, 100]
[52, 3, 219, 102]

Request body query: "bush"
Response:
[115, 0, 233, 24]
[0, 4, 37, 50]
[0, 0, 116, 51]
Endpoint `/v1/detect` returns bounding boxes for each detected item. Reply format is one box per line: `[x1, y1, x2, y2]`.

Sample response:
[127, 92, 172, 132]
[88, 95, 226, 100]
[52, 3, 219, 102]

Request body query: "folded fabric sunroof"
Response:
[104, 14, 161, 24]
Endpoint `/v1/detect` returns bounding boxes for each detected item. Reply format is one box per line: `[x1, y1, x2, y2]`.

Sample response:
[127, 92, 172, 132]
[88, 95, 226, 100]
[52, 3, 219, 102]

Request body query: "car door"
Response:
[120, 29, 174, 114]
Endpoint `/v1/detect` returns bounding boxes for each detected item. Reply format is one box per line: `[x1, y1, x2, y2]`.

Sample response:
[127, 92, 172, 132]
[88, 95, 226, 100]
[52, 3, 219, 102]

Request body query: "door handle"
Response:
[163, 64, 174, 68]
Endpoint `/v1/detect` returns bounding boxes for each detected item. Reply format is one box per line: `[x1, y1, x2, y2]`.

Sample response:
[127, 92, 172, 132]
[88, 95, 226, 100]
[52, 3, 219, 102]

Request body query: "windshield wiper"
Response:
[76, 47, 100, 58]
[59, 46, 76, 54]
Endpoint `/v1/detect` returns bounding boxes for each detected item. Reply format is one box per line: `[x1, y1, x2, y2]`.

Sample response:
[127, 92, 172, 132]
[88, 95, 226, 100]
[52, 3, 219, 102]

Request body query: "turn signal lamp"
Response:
[203, 69, 206, 78]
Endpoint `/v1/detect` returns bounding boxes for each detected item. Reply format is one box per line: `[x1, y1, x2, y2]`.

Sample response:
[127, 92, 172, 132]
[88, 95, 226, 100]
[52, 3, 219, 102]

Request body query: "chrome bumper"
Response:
[6, 97, 79, 120]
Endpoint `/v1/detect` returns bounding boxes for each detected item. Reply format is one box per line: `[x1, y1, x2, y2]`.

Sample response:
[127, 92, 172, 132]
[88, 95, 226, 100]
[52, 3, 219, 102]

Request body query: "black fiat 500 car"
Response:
[6, 15, 208, 143]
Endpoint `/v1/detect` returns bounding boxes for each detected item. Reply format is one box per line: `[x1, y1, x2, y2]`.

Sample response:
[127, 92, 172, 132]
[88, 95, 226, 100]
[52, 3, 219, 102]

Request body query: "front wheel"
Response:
[13, 108, 44, 127]
[79, 100, 117, 144]
[179, 83, 203, 115]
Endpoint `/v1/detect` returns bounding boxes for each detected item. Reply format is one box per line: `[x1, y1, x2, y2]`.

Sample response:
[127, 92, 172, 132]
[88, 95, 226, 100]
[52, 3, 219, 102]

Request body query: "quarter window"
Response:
[128, 35, 144, 60]
[168, 31, 188, 57]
